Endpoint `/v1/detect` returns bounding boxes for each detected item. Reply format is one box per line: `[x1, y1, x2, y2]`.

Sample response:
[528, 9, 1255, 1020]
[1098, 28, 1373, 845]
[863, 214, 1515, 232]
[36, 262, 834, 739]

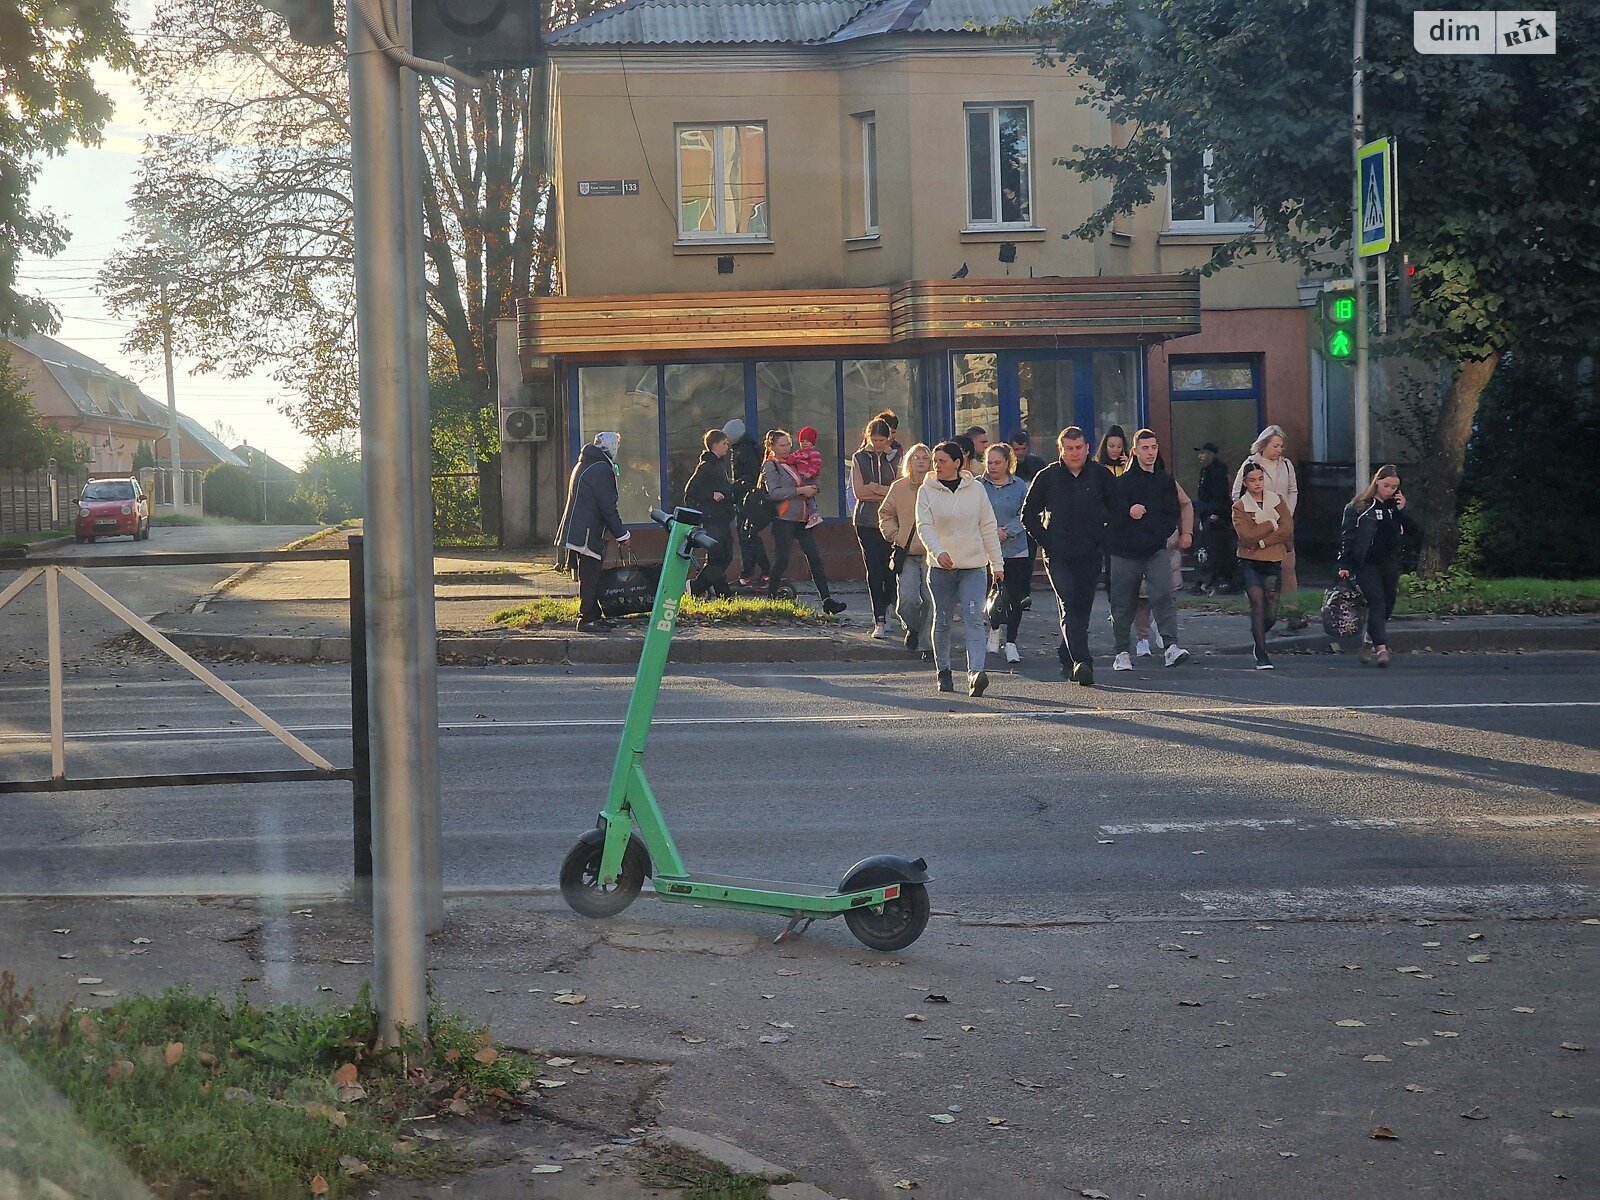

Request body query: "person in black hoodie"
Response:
[1106, 429, 1189, 670]
[684, 428, 737, 598]
[724, 418, 771, 584]
[1021, 426, 1116, 687]
[555, 431, 631, 633]
[1192, 442, 1234, 593]
[1337, 463, 1421, 668]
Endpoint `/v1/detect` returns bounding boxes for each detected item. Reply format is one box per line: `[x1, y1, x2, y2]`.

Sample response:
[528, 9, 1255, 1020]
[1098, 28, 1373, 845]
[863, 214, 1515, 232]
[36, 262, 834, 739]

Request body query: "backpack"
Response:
[1321, 580, 1366, 639]
[742, 487, 776, 532]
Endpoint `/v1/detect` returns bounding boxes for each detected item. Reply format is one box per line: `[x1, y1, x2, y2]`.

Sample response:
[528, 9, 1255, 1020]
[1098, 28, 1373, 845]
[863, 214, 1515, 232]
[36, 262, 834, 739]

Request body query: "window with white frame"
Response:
[1168, 148, 1253, 229]
[858, 113, 879, 235]
[677, 122, 769, 240]
[965, 103, 1032, 227]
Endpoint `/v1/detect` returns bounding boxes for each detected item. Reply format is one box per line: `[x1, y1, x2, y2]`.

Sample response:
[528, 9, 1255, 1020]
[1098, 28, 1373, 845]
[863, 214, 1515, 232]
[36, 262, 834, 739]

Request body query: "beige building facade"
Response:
[518, 0, 1350, 547]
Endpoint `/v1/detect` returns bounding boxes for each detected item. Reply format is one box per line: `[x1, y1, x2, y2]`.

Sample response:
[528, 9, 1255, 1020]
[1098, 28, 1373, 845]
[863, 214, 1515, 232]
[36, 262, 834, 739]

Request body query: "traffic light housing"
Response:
[261, 0, 336, 46]
[413, 0, 544, 69]
[1397, 253, 1415, 320]
[1319, 288, 1356, 360]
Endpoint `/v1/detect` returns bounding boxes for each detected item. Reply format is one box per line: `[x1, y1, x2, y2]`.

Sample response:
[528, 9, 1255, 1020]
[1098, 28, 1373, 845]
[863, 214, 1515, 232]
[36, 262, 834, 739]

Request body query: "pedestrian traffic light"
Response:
[1320, 288, 1356, 360]
[413, 0, 544, 69]
[261, 0, 336, 45]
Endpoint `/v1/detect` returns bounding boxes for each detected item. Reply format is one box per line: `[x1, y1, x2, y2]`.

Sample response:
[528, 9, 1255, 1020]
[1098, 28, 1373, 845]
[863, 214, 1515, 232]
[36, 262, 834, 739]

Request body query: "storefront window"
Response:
[953, 353, 998, 446]
[755, 360, 840, 517]
[577, 364, 661, 523]
[842, 358, 920, 452]
[663, 362, 745, 511]
[1017, 357, 1075, 446]
[1093, 350, 1140, 444]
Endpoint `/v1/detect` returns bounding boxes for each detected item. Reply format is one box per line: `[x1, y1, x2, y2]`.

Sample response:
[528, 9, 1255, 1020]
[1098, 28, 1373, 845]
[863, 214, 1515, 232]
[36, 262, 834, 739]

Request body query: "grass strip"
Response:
[492, 595, 838, 628]
[0, 974, 534, 1200]
[639, 1145, 780, 1200]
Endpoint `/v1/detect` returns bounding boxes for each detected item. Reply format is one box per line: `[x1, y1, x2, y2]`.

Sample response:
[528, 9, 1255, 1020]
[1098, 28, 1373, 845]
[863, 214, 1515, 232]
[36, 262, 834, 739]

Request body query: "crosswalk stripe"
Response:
[1102, 814, 1600, 835]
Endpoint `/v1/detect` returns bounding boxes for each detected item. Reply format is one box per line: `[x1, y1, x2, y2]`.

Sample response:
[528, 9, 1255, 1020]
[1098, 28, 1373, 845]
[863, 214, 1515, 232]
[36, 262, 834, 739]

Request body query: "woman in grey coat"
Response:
[760, 429, 846, 614]
[555, 431, 631, 632]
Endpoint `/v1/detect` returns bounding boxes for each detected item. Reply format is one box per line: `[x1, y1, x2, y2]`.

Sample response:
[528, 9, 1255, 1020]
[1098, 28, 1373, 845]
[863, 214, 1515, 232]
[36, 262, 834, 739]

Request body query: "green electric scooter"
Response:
[559, 506, 931, 951]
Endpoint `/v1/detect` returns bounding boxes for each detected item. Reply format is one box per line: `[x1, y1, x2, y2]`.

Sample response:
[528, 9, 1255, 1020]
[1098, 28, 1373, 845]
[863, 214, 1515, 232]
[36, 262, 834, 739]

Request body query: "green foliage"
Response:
[0, 0, 135, 334]
[640, 1147, 777, 1200]
[0, 348, 81, 468]
[295, 442, 364, 522]
[202, 463, 261, 521]
[0, 975, 539, 1200]
[1398, 574, 1600, 615]
[131, 440, 156, 470]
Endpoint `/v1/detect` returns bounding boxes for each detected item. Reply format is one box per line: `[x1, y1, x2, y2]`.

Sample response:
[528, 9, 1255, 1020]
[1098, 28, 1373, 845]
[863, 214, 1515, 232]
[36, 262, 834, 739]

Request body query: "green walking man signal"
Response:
[1320, 288, 1356, 360]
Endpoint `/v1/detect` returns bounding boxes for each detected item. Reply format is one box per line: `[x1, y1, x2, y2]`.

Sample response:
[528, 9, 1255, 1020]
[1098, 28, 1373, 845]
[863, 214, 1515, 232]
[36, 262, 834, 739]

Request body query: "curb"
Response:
[0, 535, 75, 559]
[190, 525, 338, 613]
[649, 1127, 835, 1199]
[154, 628, 911, 665]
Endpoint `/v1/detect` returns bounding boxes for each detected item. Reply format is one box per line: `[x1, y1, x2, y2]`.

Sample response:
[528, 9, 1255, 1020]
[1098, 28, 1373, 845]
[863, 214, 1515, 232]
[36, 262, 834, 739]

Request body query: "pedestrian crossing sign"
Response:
[1357, 137, 1397, 257]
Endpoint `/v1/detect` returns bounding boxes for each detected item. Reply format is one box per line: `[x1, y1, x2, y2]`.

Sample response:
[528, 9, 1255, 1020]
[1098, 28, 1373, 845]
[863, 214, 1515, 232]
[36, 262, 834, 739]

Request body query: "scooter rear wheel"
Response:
[844, 882, 930, 951]
[560, 836, 647, 918]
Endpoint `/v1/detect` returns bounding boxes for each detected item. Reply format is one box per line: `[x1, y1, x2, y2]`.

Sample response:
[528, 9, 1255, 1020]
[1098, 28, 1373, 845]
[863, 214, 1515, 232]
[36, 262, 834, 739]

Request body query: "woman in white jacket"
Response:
[916, 440, 1004, 697]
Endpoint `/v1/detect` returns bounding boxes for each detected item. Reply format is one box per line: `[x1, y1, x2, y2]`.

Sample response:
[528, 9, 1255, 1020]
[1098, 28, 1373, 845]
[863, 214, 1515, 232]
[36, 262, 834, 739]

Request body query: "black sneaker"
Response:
[968, 670, 989, 698]
[1255, 654, 1274, 670]
[1071, 661, 1095, 687]
[937, 669, 954, 693]
[904, 628, 920, 651]
[822, 598, 847, 615]
[576, 619, 614, 634]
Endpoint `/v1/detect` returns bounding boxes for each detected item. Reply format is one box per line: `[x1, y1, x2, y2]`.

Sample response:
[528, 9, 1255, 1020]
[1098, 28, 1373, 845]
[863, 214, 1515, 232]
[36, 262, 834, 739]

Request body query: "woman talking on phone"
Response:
[1337, 464, 1421, 668]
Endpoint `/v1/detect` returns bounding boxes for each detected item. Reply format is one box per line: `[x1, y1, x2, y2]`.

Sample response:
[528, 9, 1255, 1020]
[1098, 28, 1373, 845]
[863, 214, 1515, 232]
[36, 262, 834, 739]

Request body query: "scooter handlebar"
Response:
[688, 528, 718, 552]
[649, 508, 672, 529]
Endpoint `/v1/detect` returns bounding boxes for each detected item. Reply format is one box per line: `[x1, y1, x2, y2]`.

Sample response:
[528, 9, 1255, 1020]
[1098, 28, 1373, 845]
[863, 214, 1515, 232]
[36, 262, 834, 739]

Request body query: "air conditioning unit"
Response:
[501, 406, 549, 443]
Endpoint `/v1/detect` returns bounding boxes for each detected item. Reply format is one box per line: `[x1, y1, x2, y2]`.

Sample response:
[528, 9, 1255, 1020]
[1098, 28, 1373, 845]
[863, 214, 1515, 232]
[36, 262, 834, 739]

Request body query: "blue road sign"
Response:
[1358, 138, 1396, 257]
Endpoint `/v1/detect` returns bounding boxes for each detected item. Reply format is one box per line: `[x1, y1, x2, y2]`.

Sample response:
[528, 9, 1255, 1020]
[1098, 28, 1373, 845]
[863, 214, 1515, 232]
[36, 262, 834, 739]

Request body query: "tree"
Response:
[0, 0, 134, 334]
[132, 440, 156, 470]
[202, 462, 261, 521]
[1008, 0, 1600, 574]
[0, 346, 81, 467]
[96, 0, 598, 441]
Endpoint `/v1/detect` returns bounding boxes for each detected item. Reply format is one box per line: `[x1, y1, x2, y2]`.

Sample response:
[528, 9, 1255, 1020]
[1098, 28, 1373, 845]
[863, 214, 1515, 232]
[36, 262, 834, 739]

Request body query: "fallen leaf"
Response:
[1278, 1151, 1299, 1158]
[473, 1047, 499, 1065]
[1550, 1109, 1573, 1119]
[1460, 1106, 1487, 1120]
[1178, 999, 1205, 1008]
[1421, 941, 1441, 948]
[775, 969, 799, 976]
[1370, 1126, 1399, 1140]
[89, 990, 119, 998]
[1466, 932, 1484, 941]
[1082, 1191, 1110, 1199]
[1511, 1007, 1535, 1014]
[679, 1035, 704, 1044]
[339, 1156, 369, 1176]
[310, 1174, 329, 1196]
[333, 1063, 359, 1087]
[535, 1078, 567, 1089]
[758, 1034, 790, 1044]
[1466, 955, 1491, 964]
[164, 1042, 184, 1066]
[1336, 1019, 1367, 1028]
[443, 1049, 461, 1063]
[961, 1025, 977, 1032]
[767, 1021, 795, 1030]
[986, 1116, 1007, 1126]
[53, 928, 70, 934]
[301, 1102, 347, 1129]
[928, 1113, 955, 1123]
[1016, 976, 1036, 983]
[1433, 1031, 1460, 1039]
[446, 1097, 470, 1115]
[924, 994, 951, 1004]
[1012, 1078, 1045, 1090]
[1363, 1055, 1392, 1063]
[570, 1067, 591, 1075]
[1396, 966, 1424, 974]
[104, 1060, 136, 1084]
[893, 1182, 917, 1191]
[1404, 1084, 1432, 1094]
[1402, 1039, 1429, 1047]
[75, 977, 103, 986]
[131, 937, 151, 945]
[553, 993, 586, 1005]
[1267, 1071, 1288, 1078]
[822, 1079, 859, 1089]
[1559, 1042, 1587, 1052]
[337, 1084, 367, 1103]
[1157, 942, 1186, 952]
[1341, 964, 1362, 971]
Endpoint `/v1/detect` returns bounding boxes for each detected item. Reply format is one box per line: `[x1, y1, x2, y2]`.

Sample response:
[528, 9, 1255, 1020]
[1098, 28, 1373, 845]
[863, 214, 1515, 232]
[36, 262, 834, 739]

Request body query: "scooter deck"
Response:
[651, 872, 901, 916]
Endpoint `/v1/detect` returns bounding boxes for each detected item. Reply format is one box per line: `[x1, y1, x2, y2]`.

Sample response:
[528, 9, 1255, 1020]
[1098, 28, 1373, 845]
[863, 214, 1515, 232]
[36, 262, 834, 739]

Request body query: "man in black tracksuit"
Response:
[1106, 429, 1189, 669]
[1192, 442, 1234, 592]
[1021, 426, 1116, 687]
[723, 418, 771, 582]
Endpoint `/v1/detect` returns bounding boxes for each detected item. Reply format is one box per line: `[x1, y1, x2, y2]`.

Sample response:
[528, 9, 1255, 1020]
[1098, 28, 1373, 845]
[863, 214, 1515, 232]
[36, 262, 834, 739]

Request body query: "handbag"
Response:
[1321, 580, 1366, 639]
[984, 575, 1007, 628]
[889, 514, 917, 575]
[596, 560, 661, 618]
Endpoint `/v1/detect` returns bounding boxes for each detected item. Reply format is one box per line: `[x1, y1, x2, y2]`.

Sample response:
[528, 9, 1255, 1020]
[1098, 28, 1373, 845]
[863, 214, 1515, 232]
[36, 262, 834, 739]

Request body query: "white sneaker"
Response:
[871, 622, 888, 640]
[1113, 651, 1133, 672]
[988, 628, 1003, 653]
[1004, 642, 1021, 664]
[1151, 630, 1165, 651]
[1135, 638, 1151, 657]
[1164, 643, 1191, 667]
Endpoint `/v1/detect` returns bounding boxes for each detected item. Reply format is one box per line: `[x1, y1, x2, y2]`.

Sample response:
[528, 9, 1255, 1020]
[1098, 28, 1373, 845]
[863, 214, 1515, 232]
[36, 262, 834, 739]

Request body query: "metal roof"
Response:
[546, 0, 1040, 47]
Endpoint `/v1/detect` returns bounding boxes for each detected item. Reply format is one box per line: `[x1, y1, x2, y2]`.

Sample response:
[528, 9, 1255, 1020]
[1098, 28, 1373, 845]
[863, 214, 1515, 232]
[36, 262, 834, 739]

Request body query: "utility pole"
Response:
[159, 280, 183, 512]
[347, 0, 432, 1043]
[1351, 0, 1371, 486]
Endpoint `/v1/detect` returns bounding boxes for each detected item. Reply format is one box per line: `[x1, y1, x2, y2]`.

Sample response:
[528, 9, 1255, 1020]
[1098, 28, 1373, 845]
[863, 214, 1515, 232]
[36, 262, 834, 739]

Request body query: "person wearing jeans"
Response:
[850, 418, 902, 638]
[915, 440, 1004, 697]
[878, 443, 934, 654]
[1106, 429, 1189, 670]
[1337, 464, 1421, 668]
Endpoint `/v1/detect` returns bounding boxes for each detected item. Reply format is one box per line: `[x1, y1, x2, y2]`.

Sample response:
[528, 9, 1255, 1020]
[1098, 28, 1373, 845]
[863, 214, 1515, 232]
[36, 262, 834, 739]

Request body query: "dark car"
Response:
[74, 477, 151, 543]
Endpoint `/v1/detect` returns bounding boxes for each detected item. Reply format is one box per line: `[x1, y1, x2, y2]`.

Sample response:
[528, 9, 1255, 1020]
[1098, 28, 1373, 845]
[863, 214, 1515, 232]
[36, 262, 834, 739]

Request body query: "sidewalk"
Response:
[149, 537, 1600, 665]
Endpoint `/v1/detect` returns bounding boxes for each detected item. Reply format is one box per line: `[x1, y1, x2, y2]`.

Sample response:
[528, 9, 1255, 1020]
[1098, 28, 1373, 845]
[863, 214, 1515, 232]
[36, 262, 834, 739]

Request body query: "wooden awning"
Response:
[519, 275, 1199, 358]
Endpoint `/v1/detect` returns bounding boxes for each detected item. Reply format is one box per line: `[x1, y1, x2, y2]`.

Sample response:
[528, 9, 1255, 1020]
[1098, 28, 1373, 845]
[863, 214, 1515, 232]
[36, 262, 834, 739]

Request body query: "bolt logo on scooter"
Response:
[559, 506, 931, 951]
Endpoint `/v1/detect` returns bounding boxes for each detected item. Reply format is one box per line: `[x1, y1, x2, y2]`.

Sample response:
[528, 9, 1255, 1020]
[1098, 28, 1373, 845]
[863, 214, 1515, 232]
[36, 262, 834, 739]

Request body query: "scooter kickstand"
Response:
[774, 915, 813, 944]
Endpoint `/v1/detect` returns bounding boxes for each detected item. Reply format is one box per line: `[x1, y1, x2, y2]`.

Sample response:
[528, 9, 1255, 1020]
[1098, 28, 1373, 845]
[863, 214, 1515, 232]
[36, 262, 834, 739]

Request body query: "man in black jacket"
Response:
[1107, 429, 1189, 669]
[1192, 442, 1233, 593]
[1021, 426, 1115, 687]
[723, 418, 771, 583]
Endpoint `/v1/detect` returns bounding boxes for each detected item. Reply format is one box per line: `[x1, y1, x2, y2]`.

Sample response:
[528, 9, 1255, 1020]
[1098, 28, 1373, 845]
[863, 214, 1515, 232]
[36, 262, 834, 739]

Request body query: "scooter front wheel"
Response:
[560, 835, 647, 918]
[844, 882, 930, 952]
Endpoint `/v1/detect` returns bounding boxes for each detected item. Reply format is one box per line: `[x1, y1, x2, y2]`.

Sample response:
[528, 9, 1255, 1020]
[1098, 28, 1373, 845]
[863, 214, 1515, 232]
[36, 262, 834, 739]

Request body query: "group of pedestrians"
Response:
[555, 416, 1420, 685]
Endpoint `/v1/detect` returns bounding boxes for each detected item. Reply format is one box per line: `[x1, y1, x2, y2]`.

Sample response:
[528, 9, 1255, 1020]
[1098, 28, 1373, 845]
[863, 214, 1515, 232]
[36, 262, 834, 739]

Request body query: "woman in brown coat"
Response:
[1231, 460, 1295, 670]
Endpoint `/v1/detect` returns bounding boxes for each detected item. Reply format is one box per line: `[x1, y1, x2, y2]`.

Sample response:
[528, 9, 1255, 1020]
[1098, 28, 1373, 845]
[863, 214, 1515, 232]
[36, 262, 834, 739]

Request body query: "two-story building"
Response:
[512, 0, 1346, 550]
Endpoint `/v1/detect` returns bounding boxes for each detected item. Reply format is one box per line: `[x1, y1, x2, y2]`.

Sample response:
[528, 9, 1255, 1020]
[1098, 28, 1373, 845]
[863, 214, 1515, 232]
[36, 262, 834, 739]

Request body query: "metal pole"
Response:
[1351, 0, 1371, 485]
[401, 58, 444, 934]
[349, 534, 373, 906]
[348, 0, 430, 1043]
[160, 281, 184, 513]
[44, 568, 65, 780]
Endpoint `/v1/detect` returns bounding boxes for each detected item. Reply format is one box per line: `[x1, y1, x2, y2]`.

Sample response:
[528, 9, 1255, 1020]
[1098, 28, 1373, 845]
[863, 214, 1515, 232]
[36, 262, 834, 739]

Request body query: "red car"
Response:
[74, 477, 151, 543]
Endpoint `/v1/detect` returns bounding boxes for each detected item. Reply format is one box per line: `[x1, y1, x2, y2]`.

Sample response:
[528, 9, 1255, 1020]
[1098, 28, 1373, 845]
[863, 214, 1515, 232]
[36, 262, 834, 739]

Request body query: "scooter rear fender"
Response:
[838, 854, 930, 893]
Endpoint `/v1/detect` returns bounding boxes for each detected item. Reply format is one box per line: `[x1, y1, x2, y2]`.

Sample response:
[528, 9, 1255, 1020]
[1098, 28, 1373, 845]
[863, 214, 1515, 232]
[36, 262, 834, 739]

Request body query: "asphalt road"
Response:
[0, 653, 1594, 920]
[0, 523, 316, 673]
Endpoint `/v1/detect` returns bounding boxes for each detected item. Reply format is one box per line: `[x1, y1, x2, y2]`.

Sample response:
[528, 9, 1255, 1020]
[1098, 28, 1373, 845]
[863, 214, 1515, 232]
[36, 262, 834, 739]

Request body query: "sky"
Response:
[15, 1, 317, 472]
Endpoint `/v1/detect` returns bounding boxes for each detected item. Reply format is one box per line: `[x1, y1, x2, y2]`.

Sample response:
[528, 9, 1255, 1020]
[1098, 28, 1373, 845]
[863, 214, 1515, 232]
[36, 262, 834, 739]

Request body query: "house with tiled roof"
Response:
[506, 0, 1340, 550]
[3, 333, 245, 510]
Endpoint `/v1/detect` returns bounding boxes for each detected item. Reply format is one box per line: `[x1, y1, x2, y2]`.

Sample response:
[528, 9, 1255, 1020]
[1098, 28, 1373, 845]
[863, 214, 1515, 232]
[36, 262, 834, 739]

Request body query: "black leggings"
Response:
[1354, 560, 1402, 645]
[1239, 558, 1281, 658]
[692, 521, 735, 598]
[856, 524, 897, 621]
[770, 521, 832, 600]
[998, 557, 1031, 642]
